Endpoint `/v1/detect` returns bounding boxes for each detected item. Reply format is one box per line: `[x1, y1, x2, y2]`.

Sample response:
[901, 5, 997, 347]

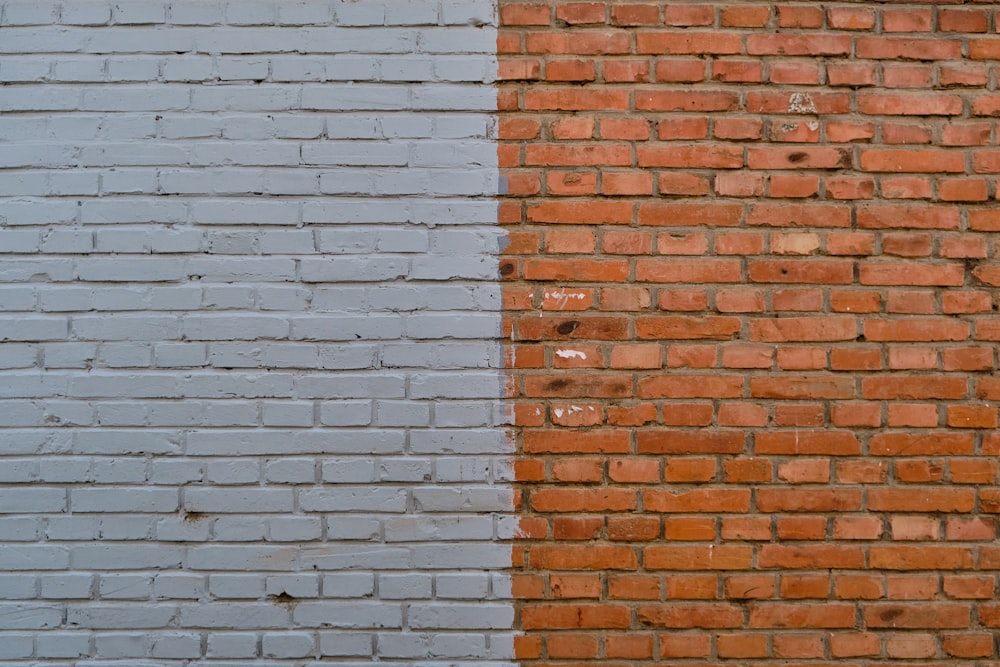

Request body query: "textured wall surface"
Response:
[499, 1, 1000, 664]
[0, 1, 514, 663]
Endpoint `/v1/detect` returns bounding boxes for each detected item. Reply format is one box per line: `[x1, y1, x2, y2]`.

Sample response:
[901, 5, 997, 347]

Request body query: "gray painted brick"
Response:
[207, 632, 259, 658]
[0, 0, 508, 660]
[36, 631, 92, 658]
[268, 516, 323, 542]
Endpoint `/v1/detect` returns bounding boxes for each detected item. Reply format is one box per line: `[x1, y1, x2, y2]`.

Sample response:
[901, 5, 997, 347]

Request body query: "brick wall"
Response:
[0, 1, 514, 663]
[500, 2, 1000, 664]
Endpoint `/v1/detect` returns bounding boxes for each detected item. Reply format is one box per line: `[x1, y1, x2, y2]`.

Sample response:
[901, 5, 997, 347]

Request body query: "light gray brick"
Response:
[323, 517, 381, 541]
[333, 0, 385, 26]
[299, 375, 404, 399]
[0, 287, 37, 311]
[180, 602, 288, 628]
[70, 544, 182, 570]
[0, 229, 40, 252]
[0, 603, 63, 629]
[262, 401, 314, 427]
[302, 84, 410, 110]
[207, 632, 258, 658]
[434, 402, 493, 427]
[268, 516, 323, 542]
[183, 314, 289, 340]
[378, 573, 431, 599]
[98, 515, 154, 540]
[321, 457, 376, 483]
[0, 516, 41, 540]
[319, 631, 374, 657]
[278, 2, 332, 26]
[434, 456, 493, 482]
[299, 487, 407, 513]
[151, 633, 202, 659]
[169, 1, 224, 25]
[0, 487, 66, 513]
[185, 488, 293, 513]
[436, 573, 490, 599]
[2, 198, 77, 228]
[292, 602, 402, 629]
[411, 487, 511, 513]
[72, 488, 178, 513]
[224, 0, 275, 25]
[91, 456, 148, 482]
[153, 573, 205, 600]
[206, 458, 260, 484]
[99, 574, 152, 599]
[209, 574, 266, 599]
[260, 230, 316, 253]
[441, 0, 495, 26]
[36, 631, 92, 658]
[376, 400, 430, 427]
[68, 604, 177, 630]
[266, 574, 320, 599]
[60, 3, 112, 25]
[46, 516, 99, 541]
[384, 516, 493, 543]
[408, 603, 513, 630]
[318, 344, 378, 370]
[155, 516, 211, 542]
[264, 458, 316, 484]
[202, 286, 255, 309]
[0, 457, 38, 480]
[263, 632, 316, 659]
[259, 286, 313, 311]
[410, 543, 511, 569]
[409, 429, 509, 455]
[74, 315, 180, 341]
[217, 58, 269, 81]
[210, 517, 266, 541]
[113, 2, 167, 25]
[0, 573, 37, 599]
[379, 457, 432, 482]
[2, 2, 60, 26]
[149, 459, 204, 484]
[322, 573, 375, 598]
[378, 633, 488, 659]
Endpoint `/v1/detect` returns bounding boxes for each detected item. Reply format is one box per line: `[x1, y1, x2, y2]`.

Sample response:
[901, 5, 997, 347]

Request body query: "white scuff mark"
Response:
[807, 121, 819, 131]
[568, 405, 583, 414]
[535, 408, 541, 416]
[544, 288, 586, 310]
[555, 349, 587, 360]
[553, 408, 564, 418]
[788, 92, 816, 114]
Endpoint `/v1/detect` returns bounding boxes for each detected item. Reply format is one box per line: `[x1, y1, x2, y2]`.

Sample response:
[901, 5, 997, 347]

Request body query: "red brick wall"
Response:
[499, 2, 1000, 664]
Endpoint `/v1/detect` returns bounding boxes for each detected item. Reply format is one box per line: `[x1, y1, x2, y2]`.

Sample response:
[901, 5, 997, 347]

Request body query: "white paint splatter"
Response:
[555, 349, 587, 359]
[788, 92, 817, 114]
[544, 289, 587, 310]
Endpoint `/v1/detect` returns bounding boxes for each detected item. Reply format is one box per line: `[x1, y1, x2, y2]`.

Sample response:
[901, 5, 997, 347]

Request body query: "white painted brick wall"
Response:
[0, 0, 512, 663]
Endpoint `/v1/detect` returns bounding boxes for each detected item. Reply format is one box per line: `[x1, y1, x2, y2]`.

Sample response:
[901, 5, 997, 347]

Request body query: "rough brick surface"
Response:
[0, 0, 513, 663]
[500, 2, 1000, 664]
